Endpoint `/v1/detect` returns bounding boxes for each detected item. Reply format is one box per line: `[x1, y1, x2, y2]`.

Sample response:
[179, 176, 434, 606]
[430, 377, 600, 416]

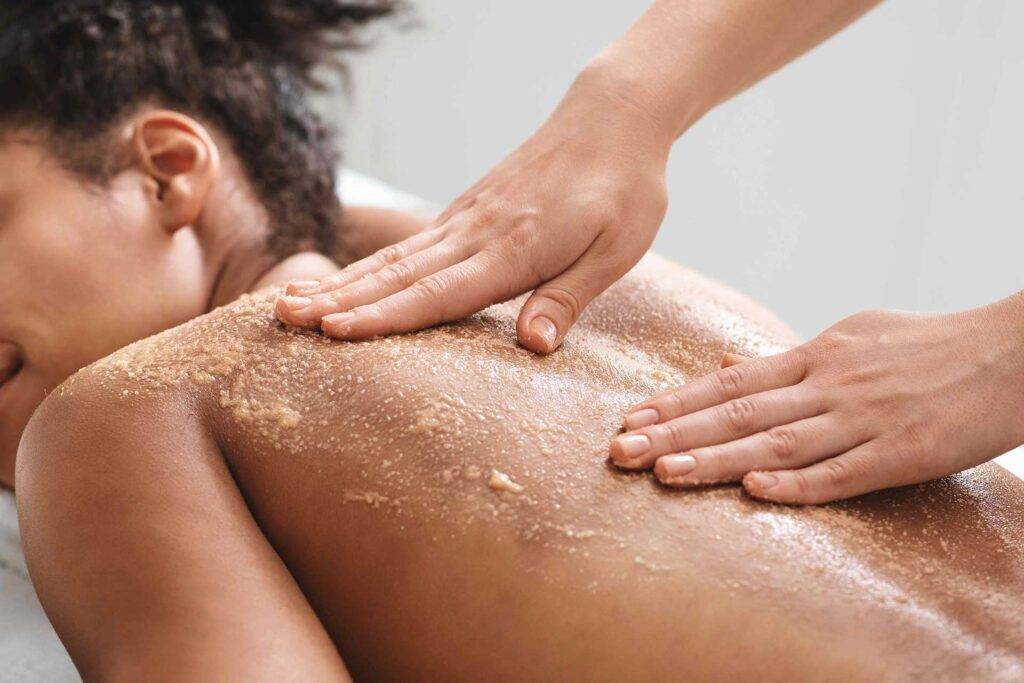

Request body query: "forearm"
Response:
[581, 0, 883, 142]
[980, 288, 1024, 384]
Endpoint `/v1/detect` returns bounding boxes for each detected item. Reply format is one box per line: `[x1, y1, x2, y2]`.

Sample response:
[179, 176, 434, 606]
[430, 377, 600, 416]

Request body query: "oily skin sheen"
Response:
[275, 0, 1024, 504]
[3, 119, 1023, 678]
[17, 261, 1024, 680]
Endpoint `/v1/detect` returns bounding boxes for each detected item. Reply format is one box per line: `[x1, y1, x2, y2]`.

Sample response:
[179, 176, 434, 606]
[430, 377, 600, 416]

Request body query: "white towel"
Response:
[0, 489, 78, 681]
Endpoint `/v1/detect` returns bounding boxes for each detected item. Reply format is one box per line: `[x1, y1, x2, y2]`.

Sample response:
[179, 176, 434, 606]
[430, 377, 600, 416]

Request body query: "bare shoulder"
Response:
[13, 291, 282, 494]
[44, 251, 800, 443]
[14, 251, 803, 501]
[15, 251, 802, 491]
[15, 335, 211, 495]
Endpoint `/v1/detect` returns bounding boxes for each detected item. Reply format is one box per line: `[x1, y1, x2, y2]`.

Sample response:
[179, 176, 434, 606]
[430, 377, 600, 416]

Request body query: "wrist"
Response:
[1003, 291, 1024, 377]
[571, 56, 705, 151]
[976, 291, 1024, 383]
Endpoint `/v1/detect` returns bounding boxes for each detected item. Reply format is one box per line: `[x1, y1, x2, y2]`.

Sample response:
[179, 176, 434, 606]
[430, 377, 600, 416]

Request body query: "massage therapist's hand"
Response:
[611, 295, 1024, 504]
[275, 0, 889, 348]
[275, 68, 669, 353]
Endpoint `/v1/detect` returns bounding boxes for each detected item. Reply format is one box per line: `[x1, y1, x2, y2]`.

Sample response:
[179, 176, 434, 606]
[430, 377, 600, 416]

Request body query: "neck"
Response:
[207, 242, 278, 311]
[198, 171, 341, 310]
[207, 240, 340, 312]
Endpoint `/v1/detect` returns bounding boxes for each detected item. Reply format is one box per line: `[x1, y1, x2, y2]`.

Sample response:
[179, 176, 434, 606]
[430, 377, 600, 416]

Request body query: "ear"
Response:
[131, 111, 220, 232]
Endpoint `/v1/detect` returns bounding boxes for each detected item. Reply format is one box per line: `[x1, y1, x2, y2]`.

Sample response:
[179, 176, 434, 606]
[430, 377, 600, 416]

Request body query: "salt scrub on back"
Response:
[488, 469, 524, 494]
[48, 252, 1024, 677]
[76, 257, 816, 580]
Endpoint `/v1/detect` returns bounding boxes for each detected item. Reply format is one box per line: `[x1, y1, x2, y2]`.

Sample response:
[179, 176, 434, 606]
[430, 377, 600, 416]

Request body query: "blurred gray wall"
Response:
[332, 1, 1024, 337]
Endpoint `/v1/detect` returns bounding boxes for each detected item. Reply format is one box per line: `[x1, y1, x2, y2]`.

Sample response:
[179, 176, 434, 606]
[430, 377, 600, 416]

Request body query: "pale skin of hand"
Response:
[275, 0, 883, 352]
[611, 296, 1024, 504]
[276, 76, 670, 352]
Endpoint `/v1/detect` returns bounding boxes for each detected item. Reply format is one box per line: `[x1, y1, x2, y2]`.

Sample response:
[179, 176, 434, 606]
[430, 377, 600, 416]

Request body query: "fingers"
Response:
[610, 385, 825, 470]
[653, 413, 865, 487]
[622, 349, 807, 431]
[287, 228, 446, 297]
[743, 440, 901, 505]
[515, 238, 630, 354]
[720, 352, 750, 369]
[319, 249, 521, 339]
[276, 240, 468, 328]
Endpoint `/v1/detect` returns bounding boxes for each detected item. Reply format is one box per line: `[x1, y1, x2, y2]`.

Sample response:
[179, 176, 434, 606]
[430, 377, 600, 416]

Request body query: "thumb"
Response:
[516, 245, 628, 354]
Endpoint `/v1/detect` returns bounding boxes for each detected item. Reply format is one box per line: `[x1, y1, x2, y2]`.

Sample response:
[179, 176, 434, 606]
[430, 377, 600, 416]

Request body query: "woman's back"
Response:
[31, 254, 1024, 680]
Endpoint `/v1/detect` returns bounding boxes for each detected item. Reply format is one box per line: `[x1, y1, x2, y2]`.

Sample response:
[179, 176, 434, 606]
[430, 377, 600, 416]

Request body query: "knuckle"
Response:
[410, 273, 448, 303]
[831, 367, 865, 388]
[375, 243, 405, 267]
[320, 271, 346, 289]
[895, 423, 930, 461]
[810, 331, 848, 358]
[539, 286, 584, 323]
[788, 344, 812, 368]
[375, 261, 416, 290]
[714, 366, 745, 399]
[663, 390, 688, 418]
[505, 223, 537, 253]
[583, 196, 621, 227]
[820, 365, 880, 395]
[822, 458, 852, 489]
[720, 398, 756, 432]
[790, 471, 814, 501]
[661, 420, 688, 451]
[477, 245, 526, 290]
[765, 426, 798, 462]
[469, 203, 502, 229]
[691, 446, 735, 481]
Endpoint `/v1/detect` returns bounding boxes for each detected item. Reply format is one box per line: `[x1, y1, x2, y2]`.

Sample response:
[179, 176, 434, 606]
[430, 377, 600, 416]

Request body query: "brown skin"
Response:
[17, 260, 1024, 680]
[0, 115, 421, 488]
[275, 0, 1024, 504]
[4, 107, 1024, 679]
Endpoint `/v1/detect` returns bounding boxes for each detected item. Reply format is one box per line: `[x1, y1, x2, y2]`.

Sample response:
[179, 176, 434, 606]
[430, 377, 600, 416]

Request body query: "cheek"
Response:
[0, 368, 47, 487]
[15, 183, 209, 383]
[47, 228, 209, 374]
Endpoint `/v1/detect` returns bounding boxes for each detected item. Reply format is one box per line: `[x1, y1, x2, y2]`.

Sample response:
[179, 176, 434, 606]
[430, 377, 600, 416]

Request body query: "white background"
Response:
[331, 0, 1023, 339]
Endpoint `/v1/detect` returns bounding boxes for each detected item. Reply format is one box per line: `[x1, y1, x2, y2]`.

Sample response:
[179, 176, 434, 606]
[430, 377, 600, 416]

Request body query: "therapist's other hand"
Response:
[610, 298, 1024, 504]
[275, 69, 670, 353]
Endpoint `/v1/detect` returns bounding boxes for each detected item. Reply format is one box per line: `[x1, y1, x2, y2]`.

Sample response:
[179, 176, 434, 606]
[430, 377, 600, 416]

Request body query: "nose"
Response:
[0, 342, 21, 388]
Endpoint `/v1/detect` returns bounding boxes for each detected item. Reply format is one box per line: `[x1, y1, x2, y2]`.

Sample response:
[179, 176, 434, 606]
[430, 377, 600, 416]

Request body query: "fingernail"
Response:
[280, 295, 313, 311]
[612, 434, 650, 461]
[322, 311, 355, 332]
[657, 454, 697, 481]
[528, 316, 557, 351]
[625, 408, 659, 430]
[747, 472, 778, 491]
[289, 280, 321, 292]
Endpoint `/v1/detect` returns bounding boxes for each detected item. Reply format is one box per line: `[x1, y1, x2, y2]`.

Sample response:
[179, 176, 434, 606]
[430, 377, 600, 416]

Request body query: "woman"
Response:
[0, 0, 418, 488]
[279, 0, 1024, 505]
[3, 1, 1023, 680]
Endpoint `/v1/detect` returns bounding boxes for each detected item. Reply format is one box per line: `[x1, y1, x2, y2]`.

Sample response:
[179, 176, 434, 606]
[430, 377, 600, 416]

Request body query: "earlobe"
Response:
[132, 111, 220, 232]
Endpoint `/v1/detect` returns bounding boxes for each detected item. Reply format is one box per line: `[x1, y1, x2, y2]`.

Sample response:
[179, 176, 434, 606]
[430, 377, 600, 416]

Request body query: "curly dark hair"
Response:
[0, 0, 400, 257]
